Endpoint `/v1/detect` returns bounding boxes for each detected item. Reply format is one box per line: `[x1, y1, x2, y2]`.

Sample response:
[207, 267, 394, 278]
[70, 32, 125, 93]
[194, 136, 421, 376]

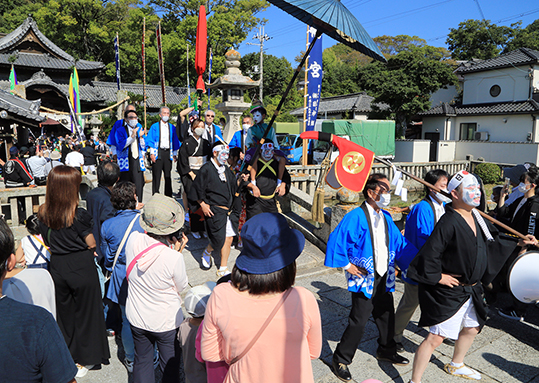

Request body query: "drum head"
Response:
[508, 250, 539, 304]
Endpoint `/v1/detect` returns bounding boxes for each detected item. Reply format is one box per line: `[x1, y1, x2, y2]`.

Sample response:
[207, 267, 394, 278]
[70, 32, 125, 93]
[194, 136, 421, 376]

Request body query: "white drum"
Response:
[508, 250, 539, 304]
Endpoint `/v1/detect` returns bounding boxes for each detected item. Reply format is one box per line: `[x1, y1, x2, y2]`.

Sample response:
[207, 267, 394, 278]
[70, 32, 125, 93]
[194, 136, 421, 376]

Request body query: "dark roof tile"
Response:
[290, 92, 388, 116]
[455, 48, 539, 74]
[421, 100, 539, 116]
[0, 89, 44, 122]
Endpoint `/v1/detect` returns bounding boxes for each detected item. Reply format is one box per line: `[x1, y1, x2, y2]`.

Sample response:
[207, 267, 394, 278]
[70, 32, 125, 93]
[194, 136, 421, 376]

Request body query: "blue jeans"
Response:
[120, 305, 135, 362]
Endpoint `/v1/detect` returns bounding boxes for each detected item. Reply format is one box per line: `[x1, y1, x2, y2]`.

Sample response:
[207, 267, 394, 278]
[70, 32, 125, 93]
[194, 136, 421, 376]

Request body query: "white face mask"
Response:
[461, 177, 481, 207]
[518, 182, 530, 193]
[242, 124, 250, 131]
[128, 119, 138, 128]
[375, 192, 391, 208]
[435, 190, 452, 203]
[161, 115, 169, 122]
[253, 111, 263, 124]
[194, 127, 205, 137]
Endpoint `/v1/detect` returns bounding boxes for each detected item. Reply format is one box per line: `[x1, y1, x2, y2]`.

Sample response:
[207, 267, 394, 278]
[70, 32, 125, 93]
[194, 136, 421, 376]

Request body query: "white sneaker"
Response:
[202, 255, 212, 269]
[76, 364, 88, 378]
[192, 232, 201, 239]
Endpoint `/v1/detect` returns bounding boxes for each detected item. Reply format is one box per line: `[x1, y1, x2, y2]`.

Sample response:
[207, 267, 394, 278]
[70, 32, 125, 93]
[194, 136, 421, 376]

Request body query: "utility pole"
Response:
[247, 26, 271, 101]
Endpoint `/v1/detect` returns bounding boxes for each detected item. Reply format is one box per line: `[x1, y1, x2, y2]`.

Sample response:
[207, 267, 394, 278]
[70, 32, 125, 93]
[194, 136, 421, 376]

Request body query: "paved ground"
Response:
[20, 171, 539, 382]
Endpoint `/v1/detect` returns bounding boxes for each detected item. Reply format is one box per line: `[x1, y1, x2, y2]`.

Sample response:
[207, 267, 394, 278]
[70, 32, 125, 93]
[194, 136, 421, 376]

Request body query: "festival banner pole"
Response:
[208, 48, 213, 111]
[114, 32, 121, 91]
[142, 17, 147, 134]
[301, 26, 309, 166]
[157, 21, 166, 105]
[187, 44, 191, 106]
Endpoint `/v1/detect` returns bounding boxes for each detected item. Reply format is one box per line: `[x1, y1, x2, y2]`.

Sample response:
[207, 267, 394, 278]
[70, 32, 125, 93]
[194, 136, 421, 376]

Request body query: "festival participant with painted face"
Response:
[407, 170, 537, 383]
[178, 118, 212, 239]
[246, 139, 291, 220]
[188, 142, 240, 277]
[245, 103, 277, 149]
[495, 170, 539, 321]
[325, 173, 417, 382]
[394, 169, 452, 351]
[146, 106, 181, 197]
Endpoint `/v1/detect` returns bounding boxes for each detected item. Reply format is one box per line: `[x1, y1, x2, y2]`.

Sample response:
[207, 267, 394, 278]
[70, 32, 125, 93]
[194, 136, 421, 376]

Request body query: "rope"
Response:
[40, 97, 131, 116]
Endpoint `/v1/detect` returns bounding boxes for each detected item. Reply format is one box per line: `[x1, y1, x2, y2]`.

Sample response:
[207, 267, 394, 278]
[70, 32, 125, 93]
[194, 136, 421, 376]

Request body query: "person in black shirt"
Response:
[81, 140, 97, 174]
[4, 146, 33, 188]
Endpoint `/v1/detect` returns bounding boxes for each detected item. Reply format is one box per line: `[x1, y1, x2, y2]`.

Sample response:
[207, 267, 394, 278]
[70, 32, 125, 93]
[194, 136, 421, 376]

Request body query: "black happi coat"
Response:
[407, 204, 517, 327]
[188, 160, 240, 251]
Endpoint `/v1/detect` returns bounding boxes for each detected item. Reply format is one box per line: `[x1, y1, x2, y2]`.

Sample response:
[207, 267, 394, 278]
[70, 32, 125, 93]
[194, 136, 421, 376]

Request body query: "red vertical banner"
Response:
[195, 5, 207, 92]
[156, 21, 166, 105]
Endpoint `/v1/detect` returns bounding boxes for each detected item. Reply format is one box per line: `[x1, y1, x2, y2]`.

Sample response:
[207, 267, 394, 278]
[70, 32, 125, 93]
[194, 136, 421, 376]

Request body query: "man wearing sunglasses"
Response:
[202, 110, 224, 144]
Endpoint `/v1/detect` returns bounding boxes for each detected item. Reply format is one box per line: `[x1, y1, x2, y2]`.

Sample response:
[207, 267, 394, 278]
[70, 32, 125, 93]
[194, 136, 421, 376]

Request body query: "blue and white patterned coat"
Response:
[325, 202, 417, 298]
[146, 121, 180, 161]
[113, 121, 146, 172]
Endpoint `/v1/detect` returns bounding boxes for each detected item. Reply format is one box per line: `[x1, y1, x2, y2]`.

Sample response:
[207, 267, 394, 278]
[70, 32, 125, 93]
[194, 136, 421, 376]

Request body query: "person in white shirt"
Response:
[26, 146, 48, 185]
[65, 144, 85, 172]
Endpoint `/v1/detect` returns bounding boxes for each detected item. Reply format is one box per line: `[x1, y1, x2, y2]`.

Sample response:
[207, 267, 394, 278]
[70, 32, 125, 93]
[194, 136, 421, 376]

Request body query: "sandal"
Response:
[444, 363, 481, 380]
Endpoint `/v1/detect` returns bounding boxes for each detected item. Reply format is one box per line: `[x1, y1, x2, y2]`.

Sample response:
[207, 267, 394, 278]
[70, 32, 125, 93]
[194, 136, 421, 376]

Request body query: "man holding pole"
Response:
[146, 106, 180, 197]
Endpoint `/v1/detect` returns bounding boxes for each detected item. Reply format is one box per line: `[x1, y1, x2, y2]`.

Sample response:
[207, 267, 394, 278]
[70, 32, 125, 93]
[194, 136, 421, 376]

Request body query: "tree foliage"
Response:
[357, 46, 457, 137]
[239, 52, 293, 100]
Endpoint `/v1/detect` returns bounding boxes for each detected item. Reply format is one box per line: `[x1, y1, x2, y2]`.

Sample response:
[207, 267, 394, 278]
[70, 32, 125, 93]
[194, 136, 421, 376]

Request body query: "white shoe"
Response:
[76, 364, 88, 378]
[202, 255, 212, 269]
[444, 363, 481, 380]
[216, 268, 231, 278]
[192, 232, 201, 239]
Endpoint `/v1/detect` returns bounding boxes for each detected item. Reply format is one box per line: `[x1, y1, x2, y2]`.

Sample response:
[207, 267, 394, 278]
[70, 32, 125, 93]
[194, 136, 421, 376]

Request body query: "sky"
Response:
[237, 0, 539, 64]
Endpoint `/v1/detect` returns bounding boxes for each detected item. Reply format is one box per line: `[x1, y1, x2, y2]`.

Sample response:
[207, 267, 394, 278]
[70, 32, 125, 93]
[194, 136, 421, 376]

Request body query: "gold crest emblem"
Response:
[342, 151, 365, 174]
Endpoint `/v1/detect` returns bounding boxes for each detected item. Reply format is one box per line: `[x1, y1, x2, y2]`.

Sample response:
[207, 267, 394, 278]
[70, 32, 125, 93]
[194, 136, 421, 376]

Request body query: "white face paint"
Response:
[217, 149, 229, 166]
[460, 176, 481, 207]
[261, 143, 274, 161]
[252, 111, 263, 124]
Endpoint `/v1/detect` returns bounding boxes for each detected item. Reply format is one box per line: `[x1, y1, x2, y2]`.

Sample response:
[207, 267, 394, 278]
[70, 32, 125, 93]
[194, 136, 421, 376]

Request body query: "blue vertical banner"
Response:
[306, 27, 323, 132]
[114, 33, 121, 90]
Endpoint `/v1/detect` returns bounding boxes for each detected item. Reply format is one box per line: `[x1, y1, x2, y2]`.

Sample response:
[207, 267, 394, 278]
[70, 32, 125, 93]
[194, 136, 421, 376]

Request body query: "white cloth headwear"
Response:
[447, 170, 475, 193]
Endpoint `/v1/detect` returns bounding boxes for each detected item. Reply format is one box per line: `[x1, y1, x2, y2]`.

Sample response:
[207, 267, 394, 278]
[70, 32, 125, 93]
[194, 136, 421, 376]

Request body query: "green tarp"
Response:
[321, 120, 395, 157]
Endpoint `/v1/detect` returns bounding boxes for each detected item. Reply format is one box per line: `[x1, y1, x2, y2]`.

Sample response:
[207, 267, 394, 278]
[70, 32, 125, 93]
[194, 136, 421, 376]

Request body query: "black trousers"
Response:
[131, 326, 180, 383]
[120, 154, 144, 202]
[333, 272, 397, 365]
[152, 148, 172, 197]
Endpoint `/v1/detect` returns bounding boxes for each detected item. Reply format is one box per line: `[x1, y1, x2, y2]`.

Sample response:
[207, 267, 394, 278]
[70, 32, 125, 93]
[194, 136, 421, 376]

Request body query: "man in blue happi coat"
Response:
[326, 173, 417, 382]
[146, 106, 181, 197]
[106, 104, 135, 161]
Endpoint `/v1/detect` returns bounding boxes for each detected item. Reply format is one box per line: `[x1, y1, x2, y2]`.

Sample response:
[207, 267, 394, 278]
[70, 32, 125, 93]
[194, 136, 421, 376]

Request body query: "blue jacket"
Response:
[229, 129, 248, 149]
[106, 119, 123, 147]
[113, 121, 146, 172]
[207, 123, 224, 143]
[100, 209, 144, 305]
[325, 203, 417, 298]
[86, 185, 116, 260]
[146, 121, 181, 160]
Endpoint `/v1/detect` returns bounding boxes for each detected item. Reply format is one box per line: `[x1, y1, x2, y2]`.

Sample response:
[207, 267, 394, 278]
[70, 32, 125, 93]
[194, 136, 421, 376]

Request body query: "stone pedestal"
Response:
[217, 106, 249, 142]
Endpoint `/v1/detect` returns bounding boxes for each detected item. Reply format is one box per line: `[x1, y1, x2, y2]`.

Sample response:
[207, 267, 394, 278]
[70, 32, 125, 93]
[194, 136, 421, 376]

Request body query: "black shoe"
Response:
[376, 351, 409, 365]
[396, 342, 405, 353]
[443, 338, 455, 346]
[332, 360, 352, 381]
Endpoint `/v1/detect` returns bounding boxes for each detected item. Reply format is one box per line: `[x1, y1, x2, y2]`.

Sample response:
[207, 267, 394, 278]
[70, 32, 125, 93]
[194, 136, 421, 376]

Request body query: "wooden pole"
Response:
[301, 26, 309, 166]
[157, 21, 166, 105]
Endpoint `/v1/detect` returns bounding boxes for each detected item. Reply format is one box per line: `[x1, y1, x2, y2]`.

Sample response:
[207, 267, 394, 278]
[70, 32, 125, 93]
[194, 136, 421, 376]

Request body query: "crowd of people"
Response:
[1, 99, 537, 383]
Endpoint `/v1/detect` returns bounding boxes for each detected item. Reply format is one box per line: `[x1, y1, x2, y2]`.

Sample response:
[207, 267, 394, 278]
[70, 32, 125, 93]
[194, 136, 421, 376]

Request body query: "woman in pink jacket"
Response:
[125, 194, 189, 383]
[201, 212, 322, 383]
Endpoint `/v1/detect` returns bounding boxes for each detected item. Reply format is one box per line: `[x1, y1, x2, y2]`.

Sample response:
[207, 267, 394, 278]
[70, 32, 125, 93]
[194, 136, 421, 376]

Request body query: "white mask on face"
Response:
[128, 119, 138, 128]
[375, 192, 391, 208]
[435, 190, 452, 203]
[518, 182, 530, 193]
[194, 127, 205, 137]
[461, 177, 481, 207]
[161, 115, 169, 122]
[242, 124, 250, 131]
[261, 143, 274, 161]
[253, 111, 263, 124]
[217, 150, 229, 166]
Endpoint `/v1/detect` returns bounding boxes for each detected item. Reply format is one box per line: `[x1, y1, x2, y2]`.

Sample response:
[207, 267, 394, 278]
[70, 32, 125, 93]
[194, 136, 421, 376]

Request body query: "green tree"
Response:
[446, 19, 515, 60]
[239, 52, 293, 100]
[374, 34, 451, 60]
[357, 46, 457, 137]
[504, 20, 539, 52]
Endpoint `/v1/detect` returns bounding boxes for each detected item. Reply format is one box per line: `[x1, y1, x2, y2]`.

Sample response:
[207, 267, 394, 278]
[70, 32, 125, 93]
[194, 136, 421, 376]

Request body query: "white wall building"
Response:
[419, 48, 539, 164]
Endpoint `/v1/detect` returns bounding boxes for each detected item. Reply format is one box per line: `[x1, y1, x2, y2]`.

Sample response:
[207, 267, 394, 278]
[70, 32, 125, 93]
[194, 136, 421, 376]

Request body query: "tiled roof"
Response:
[289, 92, 388, 116]
[420, 100, 539, 116]
[0, 89, 44, 122]
[91, 81, 189, 108]
[455, 48, 539, 74]
[0, 17, 103, 72]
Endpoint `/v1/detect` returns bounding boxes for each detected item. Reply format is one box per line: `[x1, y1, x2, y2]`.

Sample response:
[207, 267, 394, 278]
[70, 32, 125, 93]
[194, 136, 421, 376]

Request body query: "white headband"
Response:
[212, 144, 228, 153]
[447, 170, 476, 193]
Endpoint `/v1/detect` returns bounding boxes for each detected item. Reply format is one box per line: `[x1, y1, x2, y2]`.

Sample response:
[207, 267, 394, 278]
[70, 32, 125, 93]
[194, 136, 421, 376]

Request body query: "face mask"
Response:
[461, 177, 481, 207]
[128, 119, 138, 128]
[518, 182, 530, 193]
[242, 124, 250, 131]
[253, 111, 263, 124]
[194, 127, 205, 137]
[375, 192, 391, 208]
[261, 143, 274, 161]
[490, 194, 496, 202]
[161, 115, 169, 122]
[217, 150, 229, 166]
[435, 190, 452, 203]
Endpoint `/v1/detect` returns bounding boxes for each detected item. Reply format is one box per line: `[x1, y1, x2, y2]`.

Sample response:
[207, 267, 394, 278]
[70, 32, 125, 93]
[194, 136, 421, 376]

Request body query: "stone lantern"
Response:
[207, 49, 259, 142]
[88, 114, 102, 139]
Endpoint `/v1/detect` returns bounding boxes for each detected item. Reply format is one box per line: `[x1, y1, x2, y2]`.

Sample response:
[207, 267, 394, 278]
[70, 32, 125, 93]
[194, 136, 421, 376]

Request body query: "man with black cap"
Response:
[189, 141, 239, 277]
[4, 146, 33, 188]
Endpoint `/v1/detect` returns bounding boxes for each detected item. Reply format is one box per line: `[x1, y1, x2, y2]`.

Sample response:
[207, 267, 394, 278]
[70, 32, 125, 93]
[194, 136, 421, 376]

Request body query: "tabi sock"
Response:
[202, 250, 211, 265]
[219, 266, 227, 271]
[449, 362, 481, 379]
